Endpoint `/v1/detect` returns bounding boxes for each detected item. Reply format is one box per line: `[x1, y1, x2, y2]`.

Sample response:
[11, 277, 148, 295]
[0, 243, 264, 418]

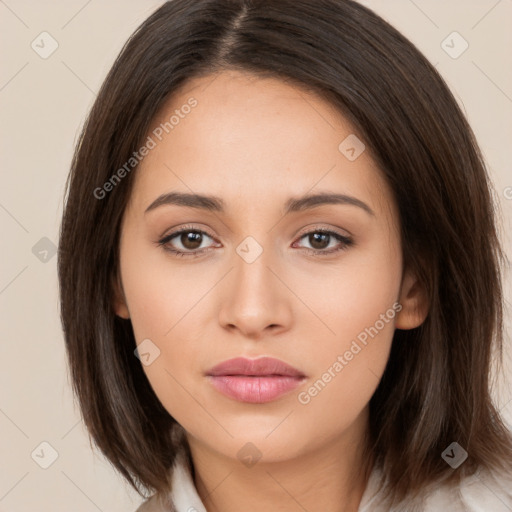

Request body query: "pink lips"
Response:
[206, 357, 306, 404]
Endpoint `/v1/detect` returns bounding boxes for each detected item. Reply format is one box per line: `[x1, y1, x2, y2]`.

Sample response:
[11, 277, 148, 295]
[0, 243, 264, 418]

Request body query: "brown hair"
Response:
[57, 0, 512, 505]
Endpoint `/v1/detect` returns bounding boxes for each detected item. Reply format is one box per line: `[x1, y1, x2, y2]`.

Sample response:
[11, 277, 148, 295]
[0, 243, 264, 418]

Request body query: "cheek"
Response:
[295, 288, 397, 423]
[293, 298, 398, 447]
[119, 229, 211, 341]
[293, 228, 402, 348]
[118, 234, 216, 422]
[290, 232, 401, 426]
[120, 276, 204, 432]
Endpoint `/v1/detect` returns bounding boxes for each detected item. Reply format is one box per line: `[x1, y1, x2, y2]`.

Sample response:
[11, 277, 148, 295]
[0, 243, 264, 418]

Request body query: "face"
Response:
[114, 69, 427, 465]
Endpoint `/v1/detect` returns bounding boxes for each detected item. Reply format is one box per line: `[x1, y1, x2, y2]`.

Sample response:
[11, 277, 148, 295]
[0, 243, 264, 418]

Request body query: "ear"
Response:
[395, 267, 429, 330]
[111, 270, 130, 319]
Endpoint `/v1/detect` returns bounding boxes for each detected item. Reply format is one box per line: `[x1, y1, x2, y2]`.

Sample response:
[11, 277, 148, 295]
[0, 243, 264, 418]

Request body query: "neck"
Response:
[187, 409, 373, 512]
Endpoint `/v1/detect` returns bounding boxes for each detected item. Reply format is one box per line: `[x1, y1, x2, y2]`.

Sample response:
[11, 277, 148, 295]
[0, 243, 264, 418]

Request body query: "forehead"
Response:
[128, 70, 394, 221]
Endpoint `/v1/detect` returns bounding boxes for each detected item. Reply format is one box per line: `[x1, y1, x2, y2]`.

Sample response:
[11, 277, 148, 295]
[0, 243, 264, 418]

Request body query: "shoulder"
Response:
[424, 467, 512, 511]
[360, 465, 512, 511]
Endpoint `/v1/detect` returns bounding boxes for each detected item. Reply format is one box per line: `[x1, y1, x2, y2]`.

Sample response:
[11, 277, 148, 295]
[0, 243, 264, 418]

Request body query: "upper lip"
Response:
[206, 357, 306, 378]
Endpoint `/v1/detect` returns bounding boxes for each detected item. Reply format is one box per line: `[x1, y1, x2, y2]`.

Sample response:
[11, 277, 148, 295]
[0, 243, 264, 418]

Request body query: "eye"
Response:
[157, 225, 219, 258]
[156, 226, 353, 258]
[293, 228, 353, 255]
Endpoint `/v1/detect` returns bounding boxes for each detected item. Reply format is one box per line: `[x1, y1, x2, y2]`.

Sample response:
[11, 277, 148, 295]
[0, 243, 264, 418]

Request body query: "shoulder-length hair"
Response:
[58, 0, 512, 505]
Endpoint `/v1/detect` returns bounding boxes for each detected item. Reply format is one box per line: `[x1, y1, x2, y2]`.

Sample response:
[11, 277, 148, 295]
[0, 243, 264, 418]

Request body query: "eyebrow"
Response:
[144, 191, 375, 217]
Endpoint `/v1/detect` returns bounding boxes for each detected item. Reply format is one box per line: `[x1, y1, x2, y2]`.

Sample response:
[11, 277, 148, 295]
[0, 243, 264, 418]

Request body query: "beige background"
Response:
[1, 1, 511, 511]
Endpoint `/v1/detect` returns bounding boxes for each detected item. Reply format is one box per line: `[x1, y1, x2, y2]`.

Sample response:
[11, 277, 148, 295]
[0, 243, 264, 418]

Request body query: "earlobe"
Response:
[111, 271, 130, 319]
[395, 268, 429, 330]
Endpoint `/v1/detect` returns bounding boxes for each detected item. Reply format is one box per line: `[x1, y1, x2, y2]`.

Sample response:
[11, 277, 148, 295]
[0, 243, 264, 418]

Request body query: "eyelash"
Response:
[156, 224, 354, 258]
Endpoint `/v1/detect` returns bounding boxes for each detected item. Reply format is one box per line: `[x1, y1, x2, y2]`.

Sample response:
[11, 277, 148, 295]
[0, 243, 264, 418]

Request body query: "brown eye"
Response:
[158, 228, 217, 256]
[179, 231, 203, 250]
[308, 232, 331, 250]
[294, 229, 353, 254]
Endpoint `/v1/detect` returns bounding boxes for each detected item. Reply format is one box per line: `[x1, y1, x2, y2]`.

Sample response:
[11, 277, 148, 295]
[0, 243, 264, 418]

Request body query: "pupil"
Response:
[182, 231, 202, 249]
[310, 233, 329, 250]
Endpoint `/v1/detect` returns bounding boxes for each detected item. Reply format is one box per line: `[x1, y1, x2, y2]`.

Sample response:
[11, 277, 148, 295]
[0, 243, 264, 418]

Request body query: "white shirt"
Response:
[136, 452, 512, 511]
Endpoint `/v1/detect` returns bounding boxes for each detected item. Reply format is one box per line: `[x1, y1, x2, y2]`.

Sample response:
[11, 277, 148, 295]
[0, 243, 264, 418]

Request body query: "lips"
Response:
[206, 357, 306, 403]
[207, 356, 306, 378]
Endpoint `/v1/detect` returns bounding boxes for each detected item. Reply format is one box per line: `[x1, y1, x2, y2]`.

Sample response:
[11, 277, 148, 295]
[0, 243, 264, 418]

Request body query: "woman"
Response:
[57, 0, 512, 510]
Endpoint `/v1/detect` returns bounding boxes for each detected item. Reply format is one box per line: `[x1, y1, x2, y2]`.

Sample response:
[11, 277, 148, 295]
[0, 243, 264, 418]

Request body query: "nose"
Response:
[218, 240, 293, 339]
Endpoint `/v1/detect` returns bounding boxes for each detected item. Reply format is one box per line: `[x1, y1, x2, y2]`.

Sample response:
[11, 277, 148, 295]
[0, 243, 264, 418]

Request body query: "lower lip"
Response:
[208, 375, 305, 403]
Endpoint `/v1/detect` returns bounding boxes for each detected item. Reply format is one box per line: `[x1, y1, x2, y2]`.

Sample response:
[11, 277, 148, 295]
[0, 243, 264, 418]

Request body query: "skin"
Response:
[114, 69, 429, 512]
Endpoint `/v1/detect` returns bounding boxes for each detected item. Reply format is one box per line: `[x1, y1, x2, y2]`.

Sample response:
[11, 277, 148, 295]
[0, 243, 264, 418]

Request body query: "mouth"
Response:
[206, 356, 306, 404]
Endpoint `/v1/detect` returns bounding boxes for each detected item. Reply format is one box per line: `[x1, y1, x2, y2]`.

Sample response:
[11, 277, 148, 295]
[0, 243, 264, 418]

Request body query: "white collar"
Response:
[169, 451, 207, 512]
[166, 454, 512, 511]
